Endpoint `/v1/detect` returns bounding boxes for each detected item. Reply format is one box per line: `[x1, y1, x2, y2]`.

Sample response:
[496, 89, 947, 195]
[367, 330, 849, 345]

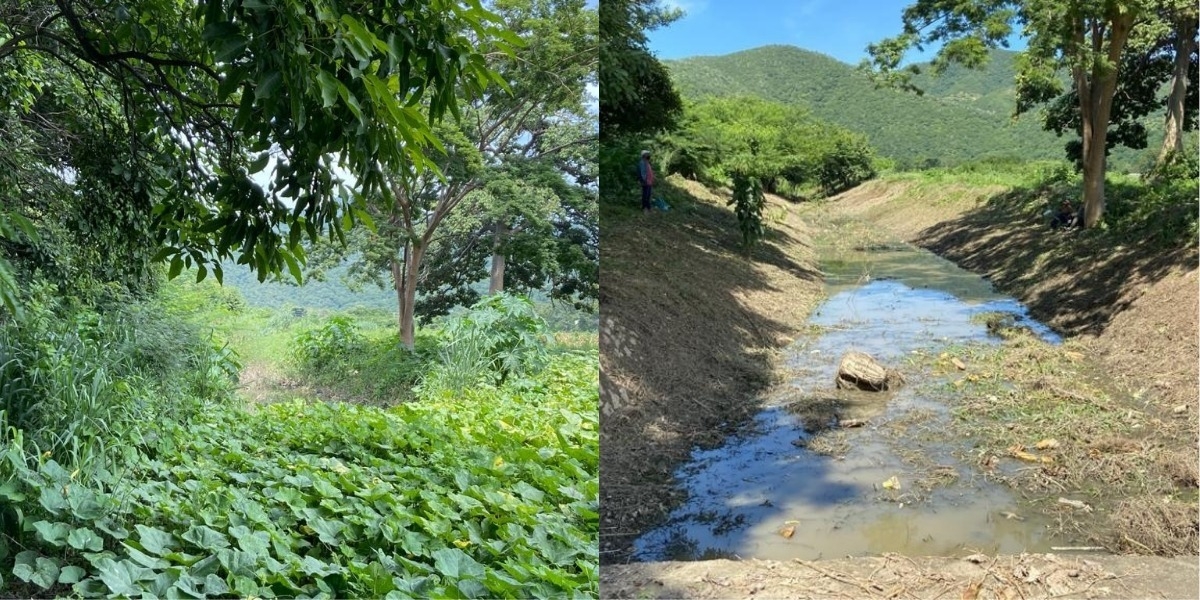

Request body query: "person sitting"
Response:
[1050, 199, 1080, 230]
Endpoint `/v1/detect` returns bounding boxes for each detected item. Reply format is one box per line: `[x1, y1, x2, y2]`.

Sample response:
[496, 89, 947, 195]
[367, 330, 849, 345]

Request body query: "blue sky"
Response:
[647, 0, 1022, 66]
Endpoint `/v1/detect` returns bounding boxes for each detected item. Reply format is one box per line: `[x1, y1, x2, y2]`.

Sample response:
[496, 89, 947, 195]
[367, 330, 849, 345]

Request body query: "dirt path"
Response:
[602, 553, 1200, 599]
[600, 175, 1198, 597]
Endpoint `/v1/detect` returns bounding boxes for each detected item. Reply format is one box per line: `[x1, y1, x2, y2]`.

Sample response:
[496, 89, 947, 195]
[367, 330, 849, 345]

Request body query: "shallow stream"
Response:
[633, 238, 1072, 561]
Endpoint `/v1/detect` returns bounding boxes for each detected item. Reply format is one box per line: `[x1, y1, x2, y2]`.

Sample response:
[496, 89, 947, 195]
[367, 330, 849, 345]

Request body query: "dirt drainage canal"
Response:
[634, 239, 1073, 562]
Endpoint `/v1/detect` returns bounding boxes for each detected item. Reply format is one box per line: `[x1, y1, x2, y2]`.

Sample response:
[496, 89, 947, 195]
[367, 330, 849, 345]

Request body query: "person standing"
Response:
[637, 150, 655, 214]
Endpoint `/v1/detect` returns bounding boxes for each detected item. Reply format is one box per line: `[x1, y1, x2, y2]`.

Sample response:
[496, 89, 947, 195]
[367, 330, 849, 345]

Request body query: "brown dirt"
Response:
[236, 359, 363, 406]
[601, 553, 1200, 599]
[599, 176, 825, 563]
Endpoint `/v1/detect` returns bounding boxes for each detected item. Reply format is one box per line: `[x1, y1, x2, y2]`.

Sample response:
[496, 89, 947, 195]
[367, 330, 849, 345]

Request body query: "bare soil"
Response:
[599, 175, 1198, 597]
[602, 553, 1200, 599]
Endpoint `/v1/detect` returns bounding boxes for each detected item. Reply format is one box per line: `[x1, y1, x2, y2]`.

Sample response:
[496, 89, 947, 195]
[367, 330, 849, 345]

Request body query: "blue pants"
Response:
[641, 185, 652, 210]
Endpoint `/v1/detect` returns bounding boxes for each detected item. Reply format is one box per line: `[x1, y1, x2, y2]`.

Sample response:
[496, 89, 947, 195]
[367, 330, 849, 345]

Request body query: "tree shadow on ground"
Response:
[599, 179, 823, 565]
[913, 181, 1196, 338]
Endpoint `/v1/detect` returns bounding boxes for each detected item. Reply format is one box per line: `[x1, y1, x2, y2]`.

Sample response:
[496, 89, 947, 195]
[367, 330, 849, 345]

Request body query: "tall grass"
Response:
[0, 281, 240, 482]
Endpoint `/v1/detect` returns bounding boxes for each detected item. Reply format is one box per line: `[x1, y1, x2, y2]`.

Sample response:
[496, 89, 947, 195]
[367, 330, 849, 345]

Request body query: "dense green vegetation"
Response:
[665, 46, 1157, 173]
[649, 95, 875, 248]
[217, 258, 598, 334]
[1, 278, 599, 598]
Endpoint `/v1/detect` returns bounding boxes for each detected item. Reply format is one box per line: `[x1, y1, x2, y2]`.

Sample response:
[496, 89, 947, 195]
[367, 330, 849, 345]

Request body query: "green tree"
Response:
[307, 0, 596, 347]
[1025, 1, 1197, 172]
[656, 96, 875, 249]
[0, 0, 509, 317]
[1152, 0, 1197, 165]
[598, 0, 682, 137]
[868, 0, 1151, 227]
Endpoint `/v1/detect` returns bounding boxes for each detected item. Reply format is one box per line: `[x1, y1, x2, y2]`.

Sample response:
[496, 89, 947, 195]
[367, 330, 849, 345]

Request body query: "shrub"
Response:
[291, 315, 367, 373]
[425, 294, 550, 394]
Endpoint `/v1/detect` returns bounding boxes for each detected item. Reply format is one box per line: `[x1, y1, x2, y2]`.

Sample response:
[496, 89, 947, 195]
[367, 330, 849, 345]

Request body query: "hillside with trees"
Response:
[665, 46, 1158, 172]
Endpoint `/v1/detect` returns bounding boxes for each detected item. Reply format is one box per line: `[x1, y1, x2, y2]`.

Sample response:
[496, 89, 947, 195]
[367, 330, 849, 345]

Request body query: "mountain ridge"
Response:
[664, 45, 1152, 171]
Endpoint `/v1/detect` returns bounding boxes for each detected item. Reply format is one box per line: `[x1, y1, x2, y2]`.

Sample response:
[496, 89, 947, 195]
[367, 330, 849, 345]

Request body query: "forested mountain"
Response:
[217, 261, 598, 331]
[666, 46, 1157, 171]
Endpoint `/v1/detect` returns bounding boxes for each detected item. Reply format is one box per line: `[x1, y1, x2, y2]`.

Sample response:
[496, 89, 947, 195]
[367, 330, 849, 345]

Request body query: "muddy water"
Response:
[633, 240, 1068, 561]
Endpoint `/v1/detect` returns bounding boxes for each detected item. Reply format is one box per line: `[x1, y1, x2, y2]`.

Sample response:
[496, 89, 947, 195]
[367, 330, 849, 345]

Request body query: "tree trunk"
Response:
[398, 252, 412, 338]
[399, 241, 425, 350]
[1078, 14, 1134, 229]
[1158, 18, 1197, 167]
[488, 221, 507, 294]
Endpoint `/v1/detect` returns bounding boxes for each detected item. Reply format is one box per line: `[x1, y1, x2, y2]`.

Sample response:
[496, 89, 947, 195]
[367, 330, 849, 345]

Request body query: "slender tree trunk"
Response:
[391, 252, 406, 340]
[399, 241, 424, 350]
[1158, 19, 1197, 167]
[1078, 15, 1134, 229]
[488, 221, 507, 294]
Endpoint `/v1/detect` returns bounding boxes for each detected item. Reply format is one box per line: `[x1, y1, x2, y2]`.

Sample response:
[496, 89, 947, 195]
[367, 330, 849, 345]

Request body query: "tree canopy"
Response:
[0, 0, 513, 314]
[866, 0, 1197, 227]
[598, 0, 682, 137]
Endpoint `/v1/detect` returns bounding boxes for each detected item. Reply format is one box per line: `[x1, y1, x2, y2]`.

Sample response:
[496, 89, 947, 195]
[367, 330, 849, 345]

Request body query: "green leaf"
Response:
[204, 573, 231, 595]
[309, 518, 345, 545]
[217, 549, 256, 578]
[33, 521, 72, 546]
[217, 67, 247, 99]
[74, 578, 108, 596]
[175, 573, 205, 597]
[58, 565, 86, 585]
[431, 548, 485, 580]
[120, 543, 170, 569]
[182, 525, 230, 551]
[229, 526, 270, 557]
[190, 554, 221, 578]
[282, 250, 303, 284]
[67, 527, 104, 552]
[168, 255, 184, 279]
[136, 524, 177, 556]
[318, 71, 339, 109]
[12, 551, 60, 589]
[38, 486, 68, 515]
[249, 152, 271, 173]
[0, 480, 25, 502]
[94, 557, 150, 597]
[255, 70, 283, 100]
[201, 21, 238, 44]
[214, 34, 248, 63]
[300, 555, 339, 577]
[95, 518, 130, 540]
[148, 570, 180, 597]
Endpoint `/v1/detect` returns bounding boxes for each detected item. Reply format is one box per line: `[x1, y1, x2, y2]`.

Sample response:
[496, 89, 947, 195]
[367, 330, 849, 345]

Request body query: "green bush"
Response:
[425, 295, 551, 394]
[0, 352, 599, 598]
[0, 281, 239, 482]
[291, 315, 367, 373]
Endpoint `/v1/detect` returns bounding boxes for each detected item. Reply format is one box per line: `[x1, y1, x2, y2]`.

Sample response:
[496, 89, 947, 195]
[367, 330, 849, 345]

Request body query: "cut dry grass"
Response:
[917, 332, 1198, 555]
[1107, 497, 1199, 555]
